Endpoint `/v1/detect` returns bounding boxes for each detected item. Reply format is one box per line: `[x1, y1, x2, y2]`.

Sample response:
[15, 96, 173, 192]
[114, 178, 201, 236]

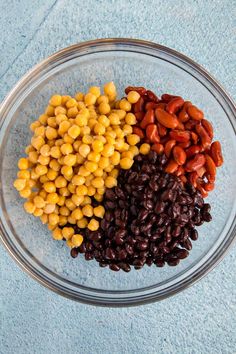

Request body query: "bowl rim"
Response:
[0, 38, 235, 307]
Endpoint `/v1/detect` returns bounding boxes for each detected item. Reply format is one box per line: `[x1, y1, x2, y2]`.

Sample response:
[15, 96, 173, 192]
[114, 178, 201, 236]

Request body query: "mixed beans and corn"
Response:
[14, 83, 224, 272]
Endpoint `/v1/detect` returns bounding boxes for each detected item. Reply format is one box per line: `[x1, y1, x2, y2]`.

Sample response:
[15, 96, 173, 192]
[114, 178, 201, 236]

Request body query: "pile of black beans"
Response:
[70, 151, 212, 272]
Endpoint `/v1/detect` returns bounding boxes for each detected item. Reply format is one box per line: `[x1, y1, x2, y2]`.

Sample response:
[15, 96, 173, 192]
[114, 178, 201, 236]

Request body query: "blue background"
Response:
[0, 1, 235, 353]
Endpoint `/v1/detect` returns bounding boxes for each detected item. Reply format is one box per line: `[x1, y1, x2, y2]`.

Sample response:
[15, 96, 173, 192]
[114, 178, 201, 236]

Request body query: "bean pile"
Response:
[126, 86, 224, 198]
[69, 151, 212, 272]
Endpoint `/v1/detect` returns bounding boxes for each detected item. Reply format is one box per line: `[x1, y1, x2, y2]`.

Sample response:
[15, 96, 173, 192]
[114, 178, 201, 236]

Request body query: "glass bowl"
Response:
[0, 39, 235, 307]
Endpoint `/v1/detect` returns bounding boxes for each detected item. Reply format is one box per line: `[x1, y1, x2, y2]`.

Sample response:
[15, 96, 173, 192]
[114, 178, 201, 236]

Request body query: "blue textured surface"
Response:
[0, 1, 236, 353]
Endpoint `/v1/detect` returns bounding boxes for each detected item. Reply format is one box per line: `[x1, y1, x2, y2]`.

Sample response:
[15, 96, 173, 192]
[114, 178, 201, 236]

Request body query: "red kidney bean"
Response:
[151, 143, 164, 154]
[169, 130, 190, 143]
[166, 97, 184, 114]
[185, 154, 206, 172]
[135, 111, 145, 121]
[161, 93, 180, 102]
[125, 86, 146, 95]
[133, 126, 144, 138]
[157, 122, 167, 137]
[187, 105, 204, 120]
[185, 145, 201, 158]
[140, 109, 155, 129]
[133, 97, 145, 112]
[210, 141, 223, 167]
[146, 124, 160, 143]
[173, 146, 187, 165]
[195, 124, 212, 150]
[202, 119, 213, 139]
[155, 109, 179, 129]
[164, 139, 176, 158]
[204, 154, 216, 183]
[146, 90, 159, 102]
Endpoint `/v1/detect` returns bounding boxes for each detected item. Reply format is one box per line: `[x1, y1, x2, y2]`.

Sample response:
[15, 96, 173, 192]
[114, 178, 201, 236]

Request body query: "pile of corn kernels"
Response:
[14, 82, 149, 248]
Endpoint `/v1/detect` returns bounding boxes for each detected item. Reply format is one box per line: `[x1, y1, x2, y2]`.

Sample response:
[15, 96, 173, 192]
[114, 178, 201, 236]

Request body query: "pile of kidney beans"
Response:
[70, 151, 212, 272]
[67, 87, 224, 272]
[127, 86, 223, 198]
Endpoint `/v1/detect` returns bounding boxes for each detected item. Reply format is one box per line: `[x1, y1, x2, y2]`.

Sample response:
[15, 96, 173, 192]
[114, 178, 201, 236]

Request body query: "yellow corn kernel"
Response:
[110, 151, 120, 165]
[46, 193, 59, 204]
[94, 123, 106, 136]
[55, 139, 64, 147]
[97, 187, 105, 195]
[120, 157, 133, 170]
[40, 213, 48, 224]
[72, 234, 84, 247]
[24, 201, 36, 214]
[115, 109, 126, 119]
[75, 114, 88, 127]
[40, 144, 50, 157]
[65, 199, 76, 211]
[84, 92, 97, 106]
[59, 206, 70, 216]
[95, 135, 106, 143]
[55, 176, 67, 188]
[78, 166, 90, 177]
[71, 175, 85, 186]
[92, 140, 103, 153]
[101, 144, 114, 157]
[66, 98, 77, 109]
[50, 159, 61, 171]
[119, 99, 131, 112]
[88, 118, 97, 129]
[17, 170, 30, 179]
[46, 127, 57, 140]
[122, 151, 134, 159]
[120, 142, 129, 152]
[67, 106, 78, 118]
[106, 136, 116, 145]
[91, 177, 104, 189]
[31, 136, 45, 151]
[104, 81, 116, 96]
[30, 120, 41, 132]
[127, 134, 140, 146]
[39, 190, 47, 199]
[94, 193, 103, 202]
[66, 239, 74, 248]
[105, 176, 117, 188]
[76, 185, 88, 196]
[33, 208, 44, 217]
[27, 179, 36, 188]
[50, 95, 62, 107]
[33, 196, 46, 208]
[87, 185, 96, 196]
[129, 145, 139, 156]
[109, 168, 119, 178]
[68, 125, 80, 139]
[109, 113, 120, 125]
[34, 125, 46, 137]
[139, 143, 151, 155]
[122, 124, 133, 136]
[48, 213, 59, 226]
[85, 174, 93, 186]
[45, 105, 55, 117]
[68, 182, 76, 194]
[82, 204, 93, 217]
[80, 126, 91, 136]
[38, 155, 50, 166]
[73, 140, 82, 152]
[47, 169, 58, 181]
[56, 195, 65, 206]
[77, 217, 88, 228]
[93, 168, 103, 177]
[98, 102, 110, 115]
[52, 227, 63, 240]
[55, 106, 67, 115]
[71, 208, 83, 220]
[97, 95, 109, 104]
[84, 161, 98, 173]
[25, 145, 34, 154]
[43, 181, 56, 193]
[94, 205, 105, 218]
[38, 114, 48, 125]
[39, 175, 49, 184]
[58, 215, 67, 226]
[47, 117, 57, 128]
[55, 114, 67, 125]
[78, 144, 90, 158]
[67, 216, 76, 225]
[87, 152, 100, 163]
[35, 164, 48, 176]
[19, 188, 32, 198]
[81, 135, 92, 146]
[59, 120, 71, 135]
[71, 194, 84, 206]
[87, 218, 99, 231]
[74, 92, 84, 101]
[49, 146, 61, 159]
[64, 154, 76, 166]
[98, 115, 110, 127]
[125, 112, 136, 125]
[60, 143, 73, 156]
[43, 203, 56, 214]
[98, 156, 109, 169]
[114, 138, 124, 150]
[104, 164, 114, 173]
[89, 86, 100, 97]
[61, 166, 73, 179]
[62, 226, 74, 239]
[127, 90, 140, 104]
[48, 139, 56, 147]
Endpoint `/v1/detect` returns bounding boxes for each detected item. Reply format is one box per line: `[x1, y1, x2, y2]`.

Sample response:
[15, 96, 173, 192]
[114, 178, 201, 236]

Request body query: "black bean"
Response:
[190, 229, 198, 241]
[70, 248, 79, 258]
[109, 264, 120, 271]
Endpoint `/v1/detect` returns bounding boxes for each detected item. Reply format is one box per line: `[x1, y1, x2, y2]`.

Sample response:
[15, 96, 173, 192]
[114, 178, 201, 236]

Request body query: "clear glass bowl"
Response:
[0, 39, 235, 306]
